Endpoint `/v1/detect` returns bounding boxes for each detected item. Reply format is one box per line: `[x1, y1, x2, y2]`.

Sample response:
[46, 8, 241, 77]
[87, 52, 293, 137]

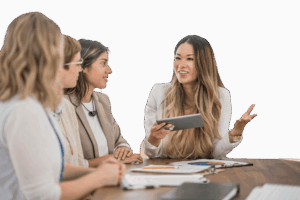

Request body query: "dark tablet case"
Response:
[157, 113, 204, 130]
[160, 182, 239, 200]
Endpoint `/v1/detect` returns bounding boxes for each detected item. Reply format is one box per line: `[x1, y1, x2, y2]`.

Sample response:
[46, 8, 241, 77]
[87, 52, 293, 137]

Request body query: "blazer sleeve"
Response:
[212, 88, 242, 159]
[143, 84, 166, 158]
[104, 94, 131, 149]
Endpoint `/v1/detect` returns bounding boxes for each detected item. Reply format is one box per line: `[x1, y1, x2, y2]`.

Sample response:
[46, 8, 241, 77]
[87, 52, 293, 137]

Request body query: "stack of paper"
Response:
[121, 174, 209, 189]
[131, 164, 212, 174]
[170, 159, 252, 168]
[246, 183, 300, 200]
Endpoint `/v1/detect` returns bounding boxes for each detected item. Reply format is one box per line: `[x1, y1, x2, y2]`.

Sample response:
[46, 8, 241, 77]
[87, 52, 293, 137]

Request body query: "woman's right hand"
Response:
[95, 157, 126, 187]
[148, 122, 174, 147]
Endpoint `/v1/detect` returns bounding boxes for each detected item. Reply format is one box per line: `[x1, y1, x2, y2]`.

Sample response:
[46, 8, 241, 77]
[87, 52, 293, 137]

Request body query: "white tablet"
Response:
[156, 113, 204, 130]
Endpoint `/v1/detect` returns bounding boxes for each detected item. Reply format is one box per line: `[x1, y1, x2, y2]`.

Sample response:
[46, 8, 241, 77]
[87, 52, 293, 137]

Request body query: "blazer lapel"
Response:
[68, 93, 99, 158]
[93, 92, 114, 154]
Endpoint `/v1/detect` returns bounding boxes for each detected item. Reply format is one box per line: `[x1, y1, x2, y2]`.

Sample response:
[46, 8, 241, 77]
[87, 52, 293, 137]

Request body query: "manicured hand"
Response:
[231, 104, 257, 136]
[114, 146, 133, 161]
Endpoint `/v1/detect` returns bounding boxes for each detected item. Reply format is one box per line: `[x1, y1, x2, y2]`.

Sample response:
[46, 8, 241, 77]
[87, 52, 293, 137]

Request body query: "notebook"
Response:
[170, 159, 253, 169]
[131, 165, 212, 174]
[160, 182, 239, 200]
[246, 183, 300, 200]
[121, 174, 209, 189]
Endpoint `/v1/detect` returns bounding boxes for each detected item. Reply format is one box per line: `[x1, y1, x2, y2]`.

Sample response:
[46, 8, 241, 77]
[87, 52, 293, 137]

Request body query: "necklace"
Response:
[82, 97, 97, 117]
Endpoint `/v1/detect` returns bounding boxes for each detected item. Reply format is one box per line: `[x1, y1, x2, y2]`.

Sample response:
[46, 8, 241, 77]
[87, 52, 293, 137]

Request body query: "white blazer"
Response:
[143, 83, 242, 159]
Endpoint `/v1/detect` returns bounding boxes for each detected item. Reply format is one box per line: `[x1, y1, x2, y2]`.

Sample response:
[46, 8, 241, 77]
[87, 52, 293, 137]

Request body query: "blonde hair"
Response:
[0, 12, 63, 111]
[163, 35, 225, 159]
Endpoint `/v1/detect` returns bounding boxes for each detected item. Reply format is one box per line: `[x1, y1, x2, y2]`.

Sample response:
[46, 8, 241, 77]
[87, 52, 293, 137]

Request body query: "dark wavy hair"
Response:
[65, 39, 108, 101]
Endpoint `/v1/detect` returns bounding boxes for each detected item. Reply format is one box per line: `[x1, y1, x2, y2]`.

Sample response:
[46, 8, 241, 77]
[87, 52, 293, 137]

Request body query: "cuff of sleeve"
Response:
[143, 137, 162, 158]
[84, 159, 89, 168]
[113, 143, 131, 154]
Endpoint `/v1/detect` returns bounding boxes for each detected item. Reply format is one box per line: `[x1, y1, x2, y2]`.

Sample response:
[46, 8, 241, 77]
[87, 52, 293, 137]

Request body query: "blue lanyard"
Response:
[46, 112, 65, 182]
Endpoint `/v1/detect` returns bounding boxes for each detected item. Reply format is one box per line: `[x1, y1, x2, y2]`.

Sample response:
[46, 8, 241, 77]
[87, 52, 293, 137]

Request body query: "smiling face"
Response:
[174, 42, 197, 87]
[57, 52, 82, 88]
[83, 51, 112, 89]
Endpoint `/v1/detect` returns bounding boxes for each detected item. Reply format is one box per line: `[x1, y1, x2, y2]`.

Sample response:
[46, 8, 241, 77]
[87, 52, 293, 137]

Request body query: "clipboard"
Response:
[156, 113, 204, 130]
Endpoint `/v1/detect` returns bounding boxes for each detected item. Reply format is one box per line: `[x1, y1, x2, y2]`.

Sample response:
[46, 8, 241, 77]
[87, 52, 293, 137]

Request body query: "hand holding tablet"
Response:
[156, 113, 204, 131]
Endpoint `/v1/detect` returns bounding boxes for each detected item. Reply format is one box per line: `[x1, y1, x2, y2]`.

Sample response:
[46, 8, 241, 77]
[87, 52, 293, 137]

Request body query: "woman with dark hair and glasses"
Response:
[65, 39, 142, 167]
[143, 35, 257, 159]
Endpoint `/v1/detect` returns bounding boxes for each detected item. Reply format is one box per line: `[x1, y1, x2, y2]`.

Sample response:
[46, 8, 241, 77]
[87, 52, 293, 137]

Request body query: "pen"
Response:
[142, 166, 179, 169]
[188, 164, 212, 166]
[123, 185, 159, 190]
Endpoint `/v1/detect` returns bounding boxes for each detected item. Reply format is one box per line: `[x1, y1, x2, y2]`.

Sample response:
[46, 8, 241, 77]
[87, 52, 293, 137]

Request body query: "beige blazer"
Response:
[64, 91, 129, 160]
[58, 98, 86, 167]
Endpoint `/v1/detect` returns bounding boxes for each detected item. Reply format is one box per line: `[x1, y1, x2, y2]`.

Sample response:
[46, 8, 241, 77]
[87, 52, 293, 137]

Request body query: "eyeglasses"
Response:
[65, 58, 84, 69]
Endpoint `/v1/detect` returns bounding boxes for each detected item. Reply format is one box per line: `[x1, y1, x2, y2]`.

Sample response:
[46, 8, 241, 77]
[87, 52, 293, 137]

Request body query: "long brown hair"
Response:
[163, 35, 225, 159]
[0, 12, 62, 111]
[65, 39, 108, 101]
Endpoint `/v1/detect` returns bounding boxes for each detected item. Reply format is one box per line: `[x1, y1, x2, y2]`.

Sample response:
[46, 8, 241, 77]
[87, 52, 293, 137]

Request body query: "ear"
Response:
[82, 67, 88, 73]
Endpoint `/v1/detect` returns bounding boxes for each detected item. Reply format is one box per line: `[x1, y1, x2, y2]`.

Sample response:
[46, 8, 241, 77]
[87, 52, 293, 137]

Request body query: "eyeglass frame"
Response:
[64, 58, 84, 67]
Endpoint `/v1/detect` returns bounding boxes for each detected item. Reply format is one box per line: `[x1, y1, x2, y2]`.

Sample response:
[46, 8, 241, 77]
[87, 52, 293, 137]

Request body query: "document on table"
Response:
[169, 159, 252, 169]
[131, 165, 211, 174]
[121, 174, 209, 189]
[246, 183, 300, 200]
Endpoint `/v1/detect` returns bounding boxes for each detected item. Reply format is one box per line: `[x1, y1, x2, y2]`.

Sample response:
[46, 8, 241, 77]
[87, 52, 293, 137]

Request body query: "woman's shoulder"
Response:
[218, 87, 231, 100]
[150, 82, 171, 96]
[61, 97, 76, 114]
[93, 91, 110, 105]
[0, 96, 45, 116]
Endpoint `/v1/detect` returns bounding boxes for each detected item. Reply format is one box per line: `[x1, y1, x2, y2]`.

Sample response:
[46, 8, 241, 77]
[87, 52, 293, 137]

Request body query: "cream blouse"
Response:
[143, 83, 242, 159]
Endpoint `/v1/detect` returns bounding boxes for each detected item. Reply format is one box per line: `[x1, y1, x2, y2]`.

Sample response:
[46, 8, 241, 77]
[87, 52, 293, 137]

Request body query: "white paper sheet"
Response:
[121, 174, 209, 189]
[131, 164, 211, 174]
[169, 159, 251, 168]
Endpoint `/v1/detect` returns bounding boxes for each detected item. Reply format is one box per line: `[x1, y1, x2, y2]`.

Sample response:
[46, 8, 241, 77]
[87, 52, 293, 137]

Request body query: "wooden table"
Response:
[91, 158, 300, 200]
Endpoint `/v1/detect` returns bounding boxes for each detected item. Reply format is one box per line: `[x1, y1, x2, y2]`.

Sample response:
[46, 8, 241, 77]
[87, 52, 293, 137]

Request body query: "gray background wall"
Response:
[1, 0, 298, 158]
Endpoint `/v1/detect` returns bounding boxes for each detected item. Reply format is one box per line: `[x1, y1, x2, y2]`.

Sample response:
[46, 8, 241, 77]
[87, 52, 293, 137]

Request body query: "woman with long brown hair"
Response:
[65, 39, 142, 167]
[0, 12, 125, 200]
[143, 35, 257, 159]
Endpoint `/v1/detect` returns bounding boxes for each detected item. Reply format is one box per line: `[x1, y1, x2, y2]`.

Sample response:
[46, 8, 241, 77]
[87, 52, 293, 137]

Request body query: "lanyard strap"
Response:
[46, 112, 65, 182]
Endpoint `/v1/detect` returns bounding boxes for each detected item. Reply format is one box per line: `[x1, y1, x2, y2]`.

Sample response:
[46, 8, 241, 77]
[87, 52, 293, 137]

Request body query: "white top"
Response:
[55, 98, 88, 167]
[143, 83, 242, 159]
[0, 96, 63, 200]
[82, 98, 130, 156]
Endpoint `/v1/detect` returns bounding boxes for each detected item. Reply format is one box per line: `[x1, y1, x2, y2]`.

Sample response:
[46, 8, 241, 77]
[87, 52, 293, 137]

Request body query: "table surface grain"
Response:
[90, 158, 300, 200]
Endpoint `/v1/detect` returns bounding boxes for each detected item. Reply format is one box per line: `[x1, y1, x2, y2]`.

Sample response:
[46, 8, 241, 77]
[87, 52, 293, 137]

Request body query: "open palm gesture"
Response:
[231, 104, 257, 136]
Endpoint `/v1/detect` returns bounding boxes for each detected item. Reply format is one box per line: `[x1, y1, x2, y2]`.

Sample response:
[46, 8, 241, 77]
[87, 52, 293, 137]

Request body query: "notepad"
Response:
[121, 174, 208, 189]
[170, 159, 252, 169]
[131, 165, 211, 174]
[246, 183, 300, 200]
[160, 182, 239, 200]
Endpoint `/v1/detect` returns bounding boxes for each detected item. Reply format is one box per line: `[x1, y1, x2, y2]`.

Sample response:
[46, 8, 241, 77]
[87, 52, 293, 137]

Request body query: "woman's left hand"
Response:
[114, 146, 133, 161]
[231, 104, 257, 136]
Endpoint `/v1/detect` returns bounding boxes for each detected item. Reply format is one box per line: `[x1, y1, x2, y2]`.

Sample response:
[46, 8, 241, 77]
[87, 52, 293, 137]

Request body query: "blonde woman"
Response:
[53, 35, 87, 167]
[143, 35, 257, 159]
[0, 12, 125, 200]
